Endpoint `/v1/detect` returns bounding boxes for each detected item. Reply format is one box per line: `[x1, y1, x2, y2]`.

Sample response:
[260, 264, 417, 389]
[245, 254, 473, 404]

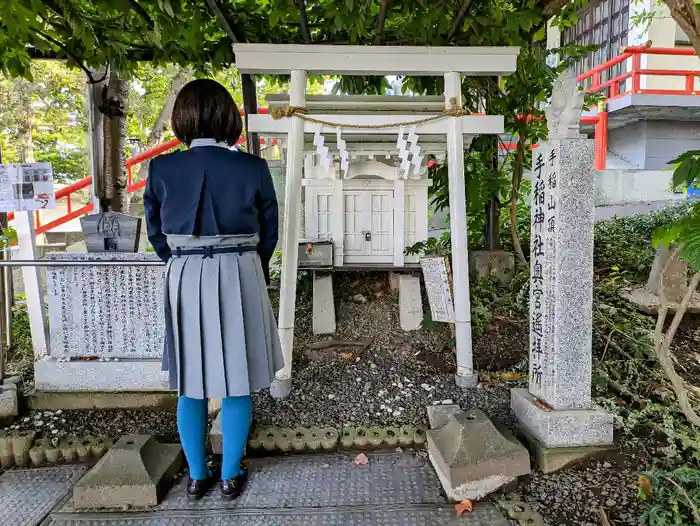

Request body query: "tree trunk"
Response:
[137, 67, 192, 180]
[101, 71, 128, 213]
[241, 73, 260, 157]
[149, 67, 192, 147]
[485, 197, 501, 250]
[17, 88, 35, 163]
[510, 127, 528, 266]
[664, 0, 700, 55]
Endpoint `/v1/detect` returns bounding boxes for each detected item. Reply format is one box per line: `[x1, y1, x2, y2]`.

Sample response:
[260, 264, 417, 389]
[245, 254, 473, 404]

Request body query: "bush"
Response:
[594, 203, 693, 283]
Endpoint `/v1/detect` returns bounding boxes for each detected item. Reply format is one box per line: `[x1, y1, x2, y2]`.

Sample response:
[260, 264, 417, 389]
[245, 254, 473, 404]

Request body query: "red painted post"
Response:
[686, 73, 695, 94]
[632, 52, 642, 93]
[595, 101, 608, 171]
[611, 80, 619, 98]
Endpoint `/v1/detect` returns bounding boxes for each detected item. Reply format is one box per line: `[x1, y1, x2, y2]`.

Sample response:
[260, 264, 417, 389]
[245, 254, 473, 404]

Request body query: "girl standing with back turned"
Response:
[144, 79, 284, 501]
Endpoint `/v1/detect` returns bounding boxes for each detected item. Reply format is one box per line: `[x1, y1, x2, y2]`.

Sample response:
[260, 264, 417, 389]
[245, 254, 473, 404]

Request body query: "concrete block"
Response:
[399, 274, 422, 331]
[427, 409, 530, 501]
[0, 385, 19, 419]
[427, 404, 461, 429]
[469, 250, 515, 283]
[73, 435, 183, 509]
[208, 398, 222, 416]
[515, 422, 615, 473]
[510, 388, 613, 448]
[312, 272, 336, 335]
[34, 357, 170, 391]
[622, 287, 700, 316]
[210, 412, 223, 455]
[29, 389, 177, 411]
[646, 244, 688, 303]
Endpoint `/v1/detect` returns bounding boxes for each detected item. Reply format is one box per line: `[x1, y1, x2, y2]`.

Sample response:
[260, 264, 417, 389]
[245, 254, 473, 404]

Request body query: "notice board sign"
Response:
[420, 256, 455, 323]
[0, 163, 56, 212]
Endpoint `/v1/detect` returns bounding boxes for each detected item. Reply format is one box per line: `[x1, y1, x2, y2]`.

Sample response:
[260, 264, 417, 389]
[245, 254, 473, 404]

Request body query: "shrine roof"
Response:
[235, 44, 519, 76]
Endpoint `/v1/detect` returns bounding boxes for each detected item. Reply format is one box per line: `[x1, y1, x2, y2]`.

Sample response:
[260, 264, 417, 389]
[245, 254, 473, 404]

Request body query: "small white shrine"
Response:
[266, 94, 442, 268]
[236, 44, 519, 397]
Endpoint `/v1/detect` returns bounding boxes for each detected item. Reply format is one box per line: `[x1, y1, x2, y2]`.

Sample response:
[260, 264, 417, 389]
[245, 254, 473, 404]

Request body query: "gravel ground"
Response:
[2, 272, 653, 525]
[520, 453, 646, 526]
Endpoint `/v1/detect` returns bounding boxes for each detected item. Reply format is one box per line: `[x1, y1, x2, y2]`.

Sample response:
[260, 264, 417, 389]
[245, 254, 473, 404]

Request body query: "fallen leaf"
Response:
[354, 452, 369, 466]
[534, 398, 553, 412]
[455, 500, 473, 516]
[497, 372, 527, 382]
[639, 475, 653, 497]
[340, 352, 354, 359]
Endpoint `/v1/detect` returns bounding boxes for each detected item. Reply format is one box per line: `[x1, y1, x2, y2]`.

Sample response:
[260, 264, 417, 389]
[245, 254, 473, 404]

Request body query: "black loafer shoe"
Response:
[221, 466, 248, 500]
[186, 466, 220, 500]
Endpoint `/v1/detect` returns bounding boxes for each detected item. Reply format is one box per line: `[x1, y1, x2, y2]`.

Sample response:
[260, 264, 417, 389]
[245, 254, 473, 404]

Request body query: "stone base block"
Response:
[29, 390, 177, 411]
[511, 388, 613, 448]
[73, 435, 183, 509]
[515, 422, 615, 473]
[35, 357, 170, 391]
[399, 275, 422, 331]
[0, 383, 19, 420]
[210, 412, 223, 455]
[469, 250, 515, 283]
[426, 408, 530, 502]
[622, 287, 700, 316]
[312, 272, 336, 335]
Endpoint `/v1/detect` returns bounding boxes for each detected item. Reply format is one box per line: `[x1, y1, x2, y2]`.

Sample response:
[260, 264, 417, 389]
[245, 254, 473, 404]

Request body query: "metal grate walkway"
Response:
[1, 453, 512, 525]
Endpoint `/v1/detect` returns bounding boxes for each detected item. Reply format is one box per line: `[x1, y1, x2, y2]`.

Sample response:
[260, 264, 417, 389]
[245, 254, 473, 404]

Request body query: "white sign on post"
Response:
[0, 163, 56, 212]
[420, 256, 455, 323]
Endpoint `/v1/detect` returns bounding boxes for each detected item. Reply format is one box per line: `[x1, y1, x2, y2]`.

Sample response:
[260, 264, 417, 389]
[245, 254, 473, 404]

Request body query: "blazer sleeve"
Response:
[256, 160, 279, 285]
[143, 161, 171, 262]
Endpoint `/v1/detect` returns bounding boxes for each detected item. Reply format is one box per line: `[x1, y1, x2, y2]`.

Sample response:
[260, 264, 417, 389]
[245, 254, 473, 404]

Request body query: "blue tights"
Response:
[177, 395, 253, 481]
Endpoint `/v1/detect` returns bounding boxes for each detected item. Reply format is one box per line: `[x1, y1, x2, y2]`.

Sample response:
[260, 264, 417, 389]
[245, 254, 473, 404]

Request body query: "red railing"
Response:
[10, 107, 274, 234]
[577, 43, 700, 171]
[578, 43, 700, 100]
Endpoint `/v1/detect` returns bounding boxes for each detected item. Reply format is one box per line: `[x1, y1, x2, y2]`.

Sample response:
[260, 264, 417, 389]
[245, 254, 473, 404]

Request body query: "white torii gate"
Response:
[234, 44, 519, 397]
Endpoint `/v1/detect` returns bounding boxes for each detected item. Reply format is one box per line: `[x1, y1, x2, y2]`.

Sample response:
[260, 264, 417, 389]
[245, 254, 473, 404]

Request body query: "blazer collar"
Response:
[189, 138, 229, 149]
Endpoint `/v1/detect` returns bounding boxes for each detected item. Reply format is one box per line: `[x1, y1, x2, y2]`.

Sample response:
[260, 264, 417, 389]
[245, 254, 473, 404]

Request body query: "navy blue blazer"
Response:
[143, 146, 279, 283]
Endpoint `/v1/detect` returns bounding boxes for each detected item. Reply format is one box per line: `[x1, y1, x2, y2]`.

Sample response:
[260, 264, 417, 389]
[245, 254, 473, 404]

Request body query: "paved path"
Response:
[0, 453, 512, 526]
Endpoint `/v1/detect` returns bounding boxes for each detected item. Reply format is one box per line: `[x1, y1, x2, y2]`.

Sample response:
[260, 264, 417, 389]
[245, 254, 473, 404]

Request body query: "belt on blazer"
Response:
[174, 246, 257, 259]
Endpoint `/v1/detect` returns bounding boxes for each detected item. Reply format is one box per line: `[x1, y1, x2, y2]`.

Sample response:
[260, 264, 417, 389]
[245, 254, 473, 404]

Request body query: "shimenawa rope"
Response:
[270, 98, 469, 130]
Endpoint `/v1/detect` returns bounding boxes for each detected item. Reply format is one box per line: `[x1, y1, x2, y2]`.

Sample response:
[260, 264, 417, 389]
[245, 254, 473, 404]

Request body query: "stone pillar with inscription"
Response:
[511, 70, 613, 472]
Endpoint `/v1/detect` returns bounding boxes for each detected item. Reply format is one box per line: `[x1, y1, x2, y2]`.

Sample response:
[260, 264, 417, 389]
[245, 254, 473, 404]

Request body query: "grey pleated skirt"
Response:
[162, 234, 284, 399]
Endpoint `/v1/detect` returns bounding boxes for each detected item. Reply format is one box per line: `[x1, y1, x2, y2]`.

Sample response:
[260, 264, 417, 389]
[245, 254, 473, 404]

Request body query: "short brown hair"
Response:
[171, 79, 243, 146]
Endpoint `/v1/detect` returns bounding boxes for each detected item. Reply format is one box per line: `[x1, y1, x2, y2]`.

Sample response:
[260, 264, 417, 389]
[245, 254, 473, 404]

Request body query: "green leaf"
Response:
[533, 26, 546, 42]
[672, 159, 696, 188]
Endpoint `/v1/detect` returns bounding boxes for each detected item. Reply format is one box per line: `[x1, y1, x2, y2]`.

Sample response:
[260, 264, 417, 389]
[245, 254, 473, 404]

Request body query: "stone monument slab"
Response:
[427, 408, 530, 501]
[45, 252, 165, 359]
[512, 70, 613, 468]
[73, 435, 183, 509]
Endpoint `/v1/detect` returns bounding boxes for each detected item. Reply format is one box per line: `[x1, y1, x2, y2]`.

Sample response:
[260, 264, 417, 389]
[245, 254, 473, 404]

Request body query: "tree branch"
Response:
[447, 0, 474, 42]
[538, 0, 568, 19]
[296, 0, 312, 43]
[374, 0, 392, 45]
[127, 0, 154, 29]
[655, 268, 700, 428]
[28, 28, 104, 84]
[206, 0, 240, 43]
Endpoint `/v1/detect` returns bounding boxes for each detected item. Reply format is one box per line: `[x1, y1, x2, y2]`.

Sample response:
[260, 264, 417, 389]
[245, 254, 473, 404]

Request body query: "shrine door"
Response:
[343, 190, 394, 264]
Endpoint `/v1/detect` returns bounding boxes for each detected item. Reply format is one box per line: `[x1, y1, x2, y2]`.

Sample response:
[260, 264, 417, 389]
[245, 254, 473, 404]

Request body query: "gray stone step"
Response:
[0, 452, 513, 525]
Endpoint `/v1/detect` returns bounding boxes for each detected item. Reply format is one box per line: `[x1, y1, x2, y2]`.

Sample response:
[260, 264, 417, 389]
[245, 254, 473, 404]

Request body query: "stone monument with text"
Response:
[511, 70, 614, 471]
